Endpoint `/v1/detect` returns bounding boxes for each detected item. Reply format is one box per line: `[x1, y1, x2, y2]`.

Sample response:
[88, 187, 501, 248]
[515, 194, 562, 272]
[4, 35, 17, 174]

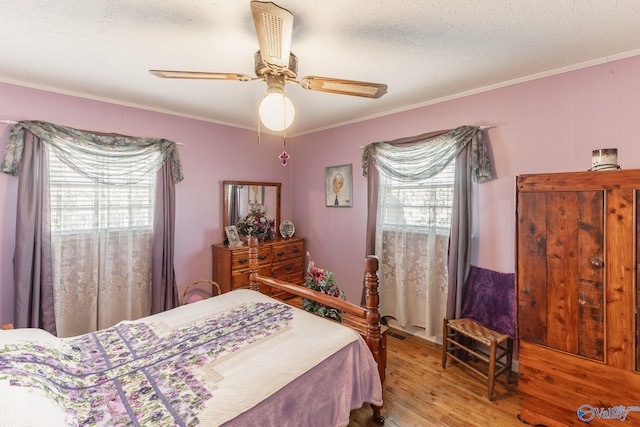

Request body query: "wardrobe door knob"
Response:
[590, 258, 604, 268]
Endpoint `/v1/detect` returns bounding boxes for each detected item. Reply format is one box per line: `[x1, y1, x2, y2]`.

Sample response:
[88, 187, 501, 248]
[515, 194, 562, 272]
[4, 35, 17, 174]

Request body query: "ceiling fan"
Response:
[149, 1, 388, 132]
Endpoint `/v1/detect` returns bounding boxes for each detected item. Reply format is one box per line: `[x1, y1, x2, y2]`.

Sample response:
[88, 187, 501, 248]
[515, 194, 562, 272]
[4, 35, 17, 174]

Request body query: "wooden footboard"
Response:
[248, 237, 386, 423]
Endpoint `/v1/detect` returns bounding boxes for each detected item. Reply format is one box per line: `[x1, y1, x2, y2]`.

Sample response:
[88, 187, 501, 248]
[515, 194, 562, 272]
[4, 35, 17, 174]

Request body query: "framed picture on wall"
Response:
[247, 185, 264, 205]
[224, 225, 242, 247]
[325, 164, 352, 207]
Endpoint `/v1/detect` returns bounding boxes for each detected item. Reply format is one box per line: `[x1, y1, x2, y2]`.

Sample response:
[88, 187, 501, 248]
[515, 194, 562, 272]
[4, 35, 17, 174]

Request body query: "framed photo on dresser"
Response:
[224, 225, 242, 247]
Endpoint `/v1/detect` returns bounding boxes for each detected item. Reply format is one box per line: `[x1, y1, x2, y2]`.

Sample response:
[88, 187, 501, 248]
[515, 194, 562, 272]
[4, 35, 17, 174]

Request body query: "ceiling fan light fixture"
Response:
[259, 81, 295, 131]
[150, 2, 387, 134]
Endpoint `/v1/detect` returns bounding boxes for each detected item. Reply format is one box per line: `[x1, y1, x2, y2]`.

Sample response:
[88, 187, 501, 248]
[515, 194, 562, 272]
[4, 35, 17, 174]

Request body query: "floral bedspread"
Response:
[0, 302, 293, 426]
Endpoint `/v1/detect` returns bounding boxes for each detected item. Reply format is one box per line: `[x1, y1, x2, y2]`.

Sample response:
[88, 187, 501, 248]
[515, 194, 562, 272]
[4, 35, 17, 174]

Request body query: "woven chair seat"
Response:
[447, 318, 510, 347]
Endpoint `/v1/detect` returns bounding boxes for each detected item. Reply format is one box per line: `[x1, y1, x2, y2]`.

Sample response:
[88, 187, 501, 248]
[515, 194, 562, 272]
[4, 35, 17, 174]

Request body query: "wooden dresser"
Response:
[516, 169, 640, 426]
[212, 237, 305, 296]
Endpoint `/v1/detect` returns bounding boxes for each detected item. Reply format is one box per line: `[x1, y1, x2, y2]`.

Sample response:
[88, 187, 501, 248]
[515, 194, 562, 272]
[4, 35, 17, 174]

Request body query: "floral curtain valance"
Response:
[361, 125, 491, 183]
[1, 121, 184, 184]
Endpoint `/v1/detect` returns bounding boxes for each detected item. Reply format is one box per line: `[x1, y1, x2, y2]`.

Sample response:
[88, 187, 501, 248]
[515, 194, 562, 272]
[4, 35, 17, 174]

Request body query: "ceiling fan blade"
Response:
[250, 1, 293, 71]
[149, 70, 253, 81]
[298, 76, 388, 99]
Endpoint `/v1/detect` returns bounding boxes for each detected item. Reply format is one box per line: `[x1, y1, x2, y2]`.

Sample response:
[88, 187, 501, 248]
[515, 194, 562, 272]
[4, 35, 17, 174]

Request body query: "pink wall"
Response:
[2, 54, 640, 324]
[289, 54, 640, 302]
[0, 82, 293, 324]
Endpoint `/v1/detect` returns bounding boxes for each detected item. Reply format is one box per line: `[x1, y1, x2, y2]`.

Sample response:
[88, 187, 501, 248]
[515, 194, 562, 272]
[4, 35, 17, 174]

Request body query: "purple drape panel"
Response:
[151, 155, 178, 313]
[364, 165, 379, 257]
[446, 147, 471, 319]
[13, 131, 56, 334]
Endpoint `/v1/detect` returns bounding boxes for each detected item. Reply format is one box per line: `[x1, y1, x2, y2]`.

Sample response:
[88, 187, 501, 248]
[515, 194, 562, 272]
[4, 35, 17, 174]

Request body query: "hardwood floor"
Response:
[348, 329, 521, 427]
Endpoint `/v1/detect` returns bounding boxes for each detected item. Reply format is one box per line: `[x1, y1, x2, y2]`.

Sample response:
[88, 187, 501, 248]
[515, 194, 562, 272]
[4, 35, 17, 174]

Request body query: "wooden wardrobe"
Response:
[516, 169, 640, 426]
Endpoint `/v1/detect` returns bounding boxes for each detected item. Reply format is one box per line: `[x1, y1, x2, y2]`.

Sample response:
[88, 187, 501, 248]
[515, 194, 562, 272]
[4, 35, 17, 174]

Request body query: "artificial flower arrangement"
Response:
[236, 206, 275, 241]
[302, 252, 346, 322]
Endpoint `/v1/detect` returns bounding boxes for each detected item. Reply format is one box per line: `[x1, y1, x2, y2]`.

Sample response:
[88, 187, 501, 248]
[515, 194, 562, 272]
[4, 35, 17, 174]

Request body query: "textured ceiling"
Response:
[1, 1, 640, 135]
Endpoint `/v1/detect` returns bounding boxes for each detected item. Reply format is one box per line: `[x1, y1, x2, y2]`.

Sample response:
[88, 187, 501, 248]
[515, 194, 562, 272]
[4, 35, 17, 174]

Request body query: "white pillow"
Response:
[0, 380, 72, 426]
[0, 329, 73, 425]
[0, 327, 63, 349]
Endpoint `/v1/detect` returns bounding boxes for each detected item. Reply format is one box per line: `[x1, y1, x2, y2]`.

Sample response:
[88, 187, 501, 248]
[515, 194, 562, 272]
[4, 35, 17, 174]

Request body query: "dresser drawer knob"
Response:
[293, 247, 300, 253]
[259, 254, 267, 260]
[277, 251, 285, 257]
[238, 258, 248, 264]
[285, 265, 293, 271]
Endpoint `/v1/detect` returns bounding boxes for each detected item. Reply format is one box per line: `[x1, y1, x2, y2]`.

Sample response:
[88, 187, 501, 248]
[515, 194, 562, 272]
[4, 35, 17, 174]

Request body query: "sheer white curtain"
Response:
[49, 151, 156, 337]
[376, 164, 453, 336]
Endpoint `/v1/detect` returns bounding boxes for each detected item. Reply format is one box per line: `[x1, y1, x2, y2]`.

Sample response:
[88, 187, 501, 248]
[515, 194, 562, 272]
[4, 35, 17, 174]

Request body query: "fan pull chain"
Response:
[279, 91, 289, 166]
[257, 114, 261, 144]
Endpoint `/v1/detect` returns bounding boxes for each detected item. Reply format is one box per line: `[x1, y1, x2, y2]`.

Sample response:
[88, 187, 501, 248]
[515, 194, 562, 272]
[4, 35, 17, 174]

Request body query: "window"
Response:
[380, 161, 455, 232]
[49, 152, 155, 234]
[6, 120, 182, 335]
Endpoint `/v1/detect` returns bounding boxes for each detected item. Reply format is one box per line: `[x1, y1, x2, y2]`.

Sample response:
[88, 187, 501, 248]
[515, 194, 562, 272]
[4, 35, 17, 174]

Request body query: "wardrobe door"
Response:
[517, 190, 605, 361]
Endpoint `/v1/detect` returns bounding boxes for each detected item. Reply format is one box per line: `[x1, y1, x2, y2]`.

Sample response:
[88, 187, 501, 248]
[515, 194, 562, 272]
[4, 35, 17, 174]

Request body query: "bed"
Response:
[0, 238, 385, 426]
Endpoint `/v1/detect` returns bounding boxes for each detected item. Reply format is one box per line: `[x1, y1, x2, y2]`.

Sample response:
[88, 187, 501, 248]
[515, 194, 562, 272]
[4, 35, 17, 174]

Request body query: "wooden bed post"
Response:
[364, 255, 385, 424]
[248, 236, 259, 291]
[364, 256, 382, 376]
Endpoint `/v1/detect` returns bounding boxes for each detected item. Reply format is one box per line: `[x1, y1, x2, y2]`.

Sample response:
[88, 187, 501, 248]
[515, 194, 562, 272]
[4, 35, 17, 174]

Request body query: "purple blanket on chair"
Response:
[460, 265, 516, 339]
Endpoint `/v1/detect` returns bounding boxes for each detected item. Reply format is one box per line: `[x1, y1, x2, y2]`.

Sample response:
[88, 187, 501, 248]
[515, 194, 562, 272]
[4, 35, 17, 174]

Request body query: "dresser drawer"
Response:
[272, 257, 304, 278]
[231, 247, 271, 270]
[272, 240, 304, 262]
[232, 266, 272, 289]
[270, 263, 305, 299]
[277, 271, 305, 286]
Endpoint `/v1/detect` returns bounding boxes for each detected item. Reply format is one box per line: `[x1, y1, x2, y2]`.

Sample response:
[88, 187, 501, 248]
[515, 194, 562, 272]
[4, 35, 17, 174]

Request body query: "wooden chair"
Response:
[441, 265, 516, 400]
[181, 279, 222, 305]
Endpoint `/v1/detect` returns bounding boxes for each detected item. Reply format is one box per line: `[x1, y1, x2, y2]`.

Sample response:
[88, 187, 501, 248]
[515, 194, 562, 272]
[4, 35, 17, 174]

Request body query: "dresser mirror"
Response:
[223, 180, 281, 238]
